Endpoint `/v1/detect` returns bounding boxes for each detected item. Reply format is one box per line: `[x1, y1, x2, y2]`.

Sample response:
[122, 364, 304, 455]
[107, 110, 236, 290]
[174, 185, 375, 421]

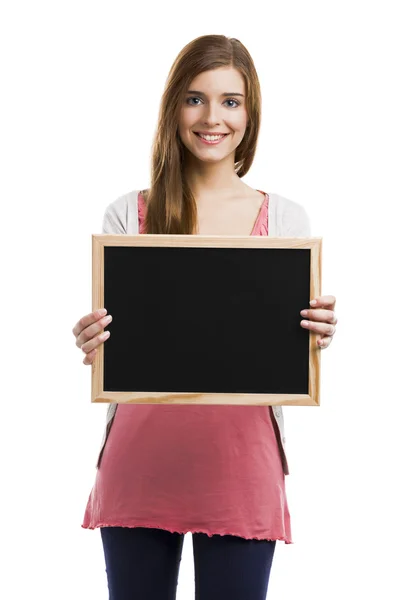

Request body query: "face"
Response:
[178, 66, 248, 164]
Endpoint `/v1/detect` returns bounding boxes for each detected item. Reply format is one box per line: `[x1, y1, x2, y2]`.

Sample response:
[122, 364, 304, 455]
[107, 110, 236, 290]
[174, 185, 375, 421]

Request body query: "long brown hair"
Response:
[143, 34, 262, 234]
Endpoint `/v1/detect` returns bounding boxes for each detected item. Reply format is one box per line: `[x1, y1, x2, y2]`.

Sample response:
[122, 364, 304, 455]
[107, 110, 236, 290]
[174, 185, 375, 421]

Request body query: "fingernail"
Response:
[99, 308, 107, 316]
[310, 300, 317, 306]
[300, 310, 308, 316]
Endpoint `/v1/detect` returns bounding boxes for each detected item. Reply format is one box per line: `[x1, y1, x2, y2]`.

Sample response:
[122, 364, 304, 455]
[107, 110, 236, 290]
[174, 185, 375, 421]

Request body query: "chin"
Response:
[189, 149, 230, 163]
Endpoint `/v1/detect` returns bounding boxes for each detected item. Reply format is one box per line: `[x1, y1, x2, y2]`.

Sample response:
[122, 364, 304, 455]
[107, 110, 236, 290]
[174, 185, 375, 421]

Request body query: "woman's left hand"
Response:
[300, 295, 337, 349]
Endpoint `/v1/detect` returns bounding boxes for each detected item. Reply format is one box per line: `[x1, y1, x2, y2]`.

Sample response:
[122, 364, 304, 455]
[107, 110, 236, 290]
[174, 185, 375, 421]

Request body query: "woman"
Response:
[73, 34, 337, 600]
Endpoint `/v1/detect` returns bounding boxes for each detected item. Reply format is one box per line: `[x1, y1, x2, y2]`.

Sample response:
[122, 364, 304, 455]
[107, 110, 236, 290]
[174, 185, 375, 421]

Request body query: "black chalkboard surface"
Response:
[92, 235, 322, 406]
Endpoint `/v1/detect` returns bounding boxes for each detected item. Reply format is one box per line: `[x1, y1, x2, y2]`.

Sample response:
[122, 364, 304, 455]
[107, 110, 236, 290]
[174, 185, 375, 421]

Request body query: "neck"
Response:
[183, 153, 243, 199]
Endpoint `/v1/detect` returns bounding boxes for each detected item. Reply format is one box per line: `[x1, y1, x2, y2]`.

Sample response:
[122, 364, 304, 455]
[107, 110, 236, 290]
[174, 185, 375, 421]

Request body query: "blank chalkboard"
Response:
[92, 234, 322, 406]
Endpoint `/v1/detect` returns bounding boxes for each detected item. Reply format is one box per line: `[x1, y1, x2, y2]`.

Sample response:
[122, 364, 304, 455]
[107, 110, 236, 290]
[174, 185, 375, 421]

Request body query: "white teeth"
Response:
[198, 133, 226, 141]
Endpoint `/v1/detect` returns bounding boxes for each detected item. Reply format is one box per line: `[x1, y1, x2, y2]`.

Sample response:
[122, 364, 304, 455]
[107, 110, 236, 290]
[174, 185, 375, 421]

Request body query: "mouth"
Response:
[193, 132, 229, 145]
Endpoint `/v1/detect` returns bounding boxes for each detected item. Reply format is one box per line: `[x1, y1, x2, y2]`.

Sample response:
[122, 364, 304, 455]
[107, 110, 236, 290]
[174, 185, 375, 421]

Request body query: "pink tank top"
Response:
[82, 190, 292, 543]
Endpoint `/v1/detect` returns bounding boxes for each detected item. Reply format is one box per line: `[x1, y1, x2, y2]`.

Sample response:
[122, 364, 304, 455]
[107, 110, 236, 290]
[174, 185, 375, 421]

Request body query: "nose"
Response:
[201, 101, 221, 127]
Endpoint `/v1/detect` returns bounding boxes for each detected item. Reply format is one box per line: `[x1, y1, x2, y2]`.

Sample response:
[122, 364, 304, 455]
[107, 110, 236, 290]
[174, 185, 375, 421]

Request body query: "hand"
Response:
[72, 308, 113, 365]
[300, 295, 337, 349]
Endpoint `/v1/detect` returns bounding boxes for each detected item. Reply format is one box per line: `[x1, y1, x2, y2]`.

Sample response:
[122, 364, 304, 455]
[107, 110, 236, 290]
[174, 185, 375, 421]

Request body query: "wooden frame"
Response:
[92, 234, 322, 406]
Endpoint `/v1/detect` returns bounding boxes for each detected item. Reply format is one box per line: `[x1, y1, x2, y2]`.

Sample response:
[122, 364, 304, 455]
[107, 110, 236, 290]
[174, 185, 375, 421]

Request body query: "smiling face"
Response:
[178, 66, 248, 165]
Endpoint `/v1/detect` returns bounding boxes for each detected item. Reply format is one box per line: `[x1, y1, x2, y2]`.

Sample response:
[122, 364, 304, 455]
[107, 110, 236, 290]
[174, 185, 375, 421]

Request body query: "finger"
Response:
[76, 314, 112, 349]
[318, 336, 333, 349]
[81, 329, 111, 355]
[300, 308, 338, 324]
[83, 348, 97, 365]
[72, 308, 107, 338]
[301, 320, 336, 337]
[310, 295, 336, 309]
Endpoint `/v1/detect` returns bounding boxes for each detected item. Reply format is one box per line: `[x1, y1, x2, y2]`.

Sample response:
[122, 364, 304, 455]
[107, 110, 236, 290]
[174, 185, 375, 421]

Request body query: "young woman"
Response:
[73, 34, 337, 600]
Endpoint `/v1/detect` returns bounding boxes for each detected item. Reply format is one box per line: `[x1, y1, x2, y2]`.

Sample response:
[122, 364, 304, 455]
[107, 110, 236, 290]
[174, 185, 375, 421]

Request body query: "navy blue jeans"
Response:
[100, 526, 276, 600]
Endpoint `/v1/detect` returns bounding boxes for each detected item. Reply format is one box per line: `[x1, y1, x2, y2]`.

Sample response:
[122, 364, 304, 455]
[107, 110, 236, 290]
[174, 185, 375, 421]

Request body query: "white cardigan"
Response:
[96, 190, 311, 475]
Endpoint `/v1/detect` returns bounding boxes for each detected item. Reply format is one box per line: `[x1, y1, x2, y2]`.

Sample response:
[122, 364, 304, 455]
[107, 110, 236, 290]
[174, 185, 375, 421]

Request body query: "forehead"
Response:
[188, 67, 245, 94]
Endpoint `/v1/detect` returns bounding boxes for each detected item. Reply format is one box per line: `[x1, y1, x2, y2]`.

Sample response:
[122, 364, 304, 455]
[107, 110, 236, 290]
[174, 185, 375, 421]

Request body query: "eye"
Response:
[225, 98, 240, 108]
[186, 97, 202, 106]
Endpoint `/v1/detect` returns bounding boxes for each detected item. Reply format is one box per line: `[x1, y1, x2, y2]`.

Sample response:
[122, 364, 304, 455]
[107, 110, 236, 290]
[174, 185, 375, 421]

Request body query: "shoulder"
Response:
[269, 193, 311, 236]
[102, 190, 141, 234]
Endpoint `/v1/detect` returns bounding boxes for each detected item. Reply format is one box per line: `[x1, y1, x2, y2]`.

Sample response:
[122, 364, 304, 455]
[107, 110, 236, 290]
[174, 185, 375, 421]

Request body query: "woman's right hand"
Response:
[72, 308, 113, 365]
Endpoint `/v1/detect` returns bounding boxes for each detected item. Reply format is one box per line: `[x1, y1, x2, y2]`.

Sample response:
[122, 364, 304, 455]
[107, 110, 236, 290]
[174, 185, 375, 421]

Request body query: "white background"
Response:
[1, 1, 399, 599]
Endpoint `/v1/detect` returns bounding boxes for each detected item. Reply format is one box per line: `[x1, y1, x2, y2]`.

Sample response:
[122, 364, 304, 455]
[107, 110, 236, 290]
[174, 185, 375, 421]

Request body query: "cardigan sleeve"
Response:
[281, 198, 311, 237]
[102, 196, 128, 234]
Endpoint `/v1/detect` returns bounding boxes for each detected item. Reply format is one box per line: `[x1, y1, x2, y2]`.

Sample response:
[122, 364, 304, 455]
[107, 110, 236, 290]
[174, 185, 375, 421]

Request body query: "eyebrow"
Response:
[187, 90, 244, 97]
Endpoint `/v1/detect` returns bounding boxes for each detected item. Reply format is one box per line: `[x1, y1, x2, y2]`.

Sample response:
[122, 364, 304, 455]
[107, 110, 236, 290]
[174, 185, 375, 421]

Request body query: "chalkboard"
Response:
[92, 234, 322, 406]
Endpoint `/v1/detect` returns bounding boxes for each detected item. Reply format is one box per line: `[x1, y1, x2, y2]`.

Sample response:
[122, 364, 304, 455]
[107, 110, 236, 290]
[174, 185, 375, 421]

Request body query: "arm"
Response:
[102, 197, 128, 234]
[281, 197, 337, 349]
